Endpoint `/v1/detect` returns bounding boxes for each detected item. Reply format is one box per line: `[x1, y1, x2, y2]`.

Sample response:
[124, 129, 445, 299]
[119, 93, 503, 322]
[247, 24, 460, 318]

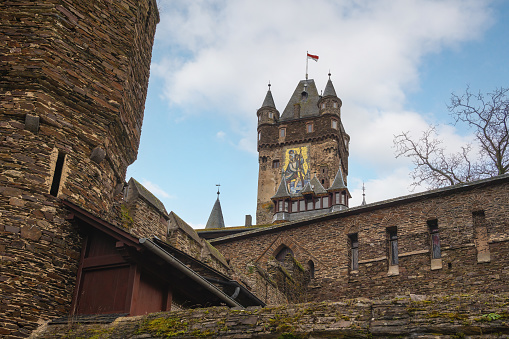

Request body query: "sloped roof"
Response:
[328, 166, 347, 191]
[300, 180, 314, 195]
[323, 78, 337, 97]
[272, 176, 291, 199]
[280, 79, 321, 121]
[127, 178, 168, 216]
[309, 176, 327, 195]
[168, 211, 202, 243]
[205, 197, 226, 229]
[261, 89, 276, 109]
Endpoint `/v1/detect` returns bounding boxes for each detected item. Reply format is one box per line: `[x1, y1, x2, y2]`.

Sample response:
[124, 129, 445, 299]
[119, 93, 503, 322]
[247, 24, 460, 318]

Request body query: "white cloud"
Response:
[216, 130, 226, 139]
[141, 179, 174, 200]
[149, 0, 493, 197]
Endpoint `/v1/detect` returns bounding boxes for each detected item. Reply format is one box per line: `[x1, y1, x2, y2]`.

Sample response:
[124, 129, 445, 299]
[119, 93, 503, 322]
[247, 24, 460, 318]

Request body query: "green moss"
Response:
[136, 316, 190, 337]
[120, 204, 133, 229]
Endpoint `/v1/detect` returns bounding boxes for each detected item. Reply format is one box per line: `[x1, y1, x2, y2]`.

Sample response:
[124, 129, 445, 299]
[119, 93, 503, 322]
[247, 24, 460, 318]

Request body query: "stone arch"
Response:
[274, 244, 294, 262]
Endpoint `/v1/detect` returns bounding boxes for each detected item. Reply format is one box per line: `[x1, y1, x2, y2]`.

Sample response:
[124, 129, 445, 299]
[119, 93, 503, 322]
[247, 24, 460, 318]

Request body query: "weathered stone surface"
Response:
[214, 176, 509, 304]
[0, 1, 159, 337]
[31, 294, 509, 338]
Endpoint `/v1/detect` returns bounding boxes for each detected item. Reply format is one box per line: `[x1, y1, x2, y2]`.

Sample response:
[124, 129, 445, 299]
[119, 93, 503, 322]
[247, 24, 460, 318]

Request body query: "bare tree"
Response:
[394, 87, 509, 189]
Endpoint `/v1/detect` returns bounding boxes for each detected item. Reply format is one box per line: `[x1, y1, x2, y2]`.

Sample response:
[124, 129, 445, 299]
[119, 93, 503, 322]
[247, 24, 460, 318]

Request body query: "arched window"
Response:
[275, 246, 294, 262]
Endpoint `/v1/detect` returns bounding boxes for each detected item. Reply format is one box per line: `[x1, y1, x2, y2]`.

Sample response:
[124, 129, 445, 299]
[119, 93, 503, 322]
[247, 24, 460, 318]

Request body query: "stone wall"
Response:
[215, 176, 509, 305]
[31, 293, 509, 338]
[0, 1, 159, 337]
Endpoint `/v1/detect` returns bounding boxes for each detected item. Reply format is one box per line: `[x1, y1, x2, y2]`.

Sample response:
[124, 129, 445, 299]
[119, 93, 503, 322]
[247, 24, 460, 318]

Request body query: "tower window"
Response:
[50, 151, 66, 197]
[349, 233, 359, 271]
[428, 219, 441, 259]
[272, 160, 280, 168]
[387, 227, 398, 266]
[306, 123, 313, 133]
[333, 102, 338, 108]
[258, 131, 261, 141]
[279, 128, 286, 138]
[321, 103, 325, 109]
[331, 119, 338, 129]
[269, 112, 274, 119]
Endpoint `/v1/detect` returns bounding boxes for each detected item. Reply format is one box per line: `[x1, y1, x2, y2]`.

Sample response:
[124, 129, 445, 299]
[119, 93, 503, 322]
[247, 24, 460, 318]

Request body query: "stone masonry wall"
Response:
[0, 1, 159, 337]
[126, 198, 168, 240]
[217, 178, 509, 305]
[31, 293, 509, 338]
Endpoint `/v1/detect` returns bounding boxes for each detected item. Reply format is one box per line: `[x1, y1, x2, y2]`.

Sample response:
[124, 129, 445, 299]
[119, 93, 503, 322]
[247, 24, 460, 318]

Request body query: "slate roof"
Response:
[328, 166, 347, 191]
[261, 89, 276, 109]
[272, 176, 291, 199]
[205, 196, 226, 229]
[309, 176, 327, 195]
[300, 180, 314, 195]
[280, 79, 321, 121]
[323, 78, 337, 97]
[127, 178, 168, 216]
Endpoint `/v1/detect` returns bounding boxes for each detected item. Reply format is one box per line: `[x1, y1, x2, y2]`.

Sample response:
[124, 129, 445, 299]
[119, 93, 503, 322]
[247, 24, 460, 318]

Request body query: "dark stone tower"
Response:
[0, 1, 159, 337]
[256, 75, 350, 224]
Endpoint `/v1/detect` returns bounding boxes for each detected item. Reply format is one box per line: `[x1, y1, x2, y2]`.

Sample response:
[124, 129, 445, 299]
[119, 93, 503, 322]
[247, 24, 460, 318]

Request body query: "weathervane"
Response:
[216, 184, 220, 197]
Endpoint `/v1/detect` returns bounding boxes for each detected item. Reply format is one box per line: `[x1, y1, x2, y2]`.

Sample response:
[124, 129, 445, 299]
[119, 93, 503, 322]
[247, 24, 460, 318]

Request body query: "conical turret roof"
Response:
[272, 176, 291, 199]
[323, 78, 337, 97]
[261, 88, 276, 109]
[205, 195, 225, 229]
[309, 176, 327, 195]
[328, 166, 347, 191]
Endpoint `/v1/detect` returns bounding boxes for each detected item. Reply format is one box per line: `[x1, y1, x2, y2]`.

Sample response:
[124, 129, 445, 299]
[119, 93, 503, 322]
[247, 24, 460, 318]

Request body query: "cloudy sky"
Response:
[127, 0, 509, 228]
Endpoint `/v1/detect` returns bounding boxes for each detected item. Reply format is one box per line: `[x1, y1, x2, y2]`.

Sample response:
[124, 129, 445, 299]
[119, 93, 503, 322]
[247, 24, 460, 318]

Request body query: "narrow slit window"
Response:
[388, 227, 398, 266]
[349, 233, 359, 271]
[272, 160, 280, 169]
[279, 128, 286, 138]
[428, 219, 441, 259]
[50, 151, 66, 197]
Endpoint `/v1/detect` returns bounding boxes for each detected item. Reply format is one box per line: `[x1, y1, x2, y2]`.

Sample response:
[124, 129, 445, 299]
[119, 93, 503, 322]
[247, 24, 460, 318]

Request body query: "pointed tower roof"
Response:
[300, 180, 314, 195]
[261, 83, 276, 109]
[328, 166, 347, 191]
[205, 188, 225, 229]
[280, 79, 321, 121]
[323, 77, 337, 97]
[309, 176, 327, 195]
[272, 176, 291, 199]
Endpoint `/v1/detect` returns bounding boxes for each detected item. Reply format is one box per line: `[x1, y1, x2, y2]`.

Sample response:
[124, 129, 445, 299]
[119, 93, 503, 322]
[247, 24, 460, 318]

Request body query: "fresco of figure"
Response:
[284, 147, 310, 194]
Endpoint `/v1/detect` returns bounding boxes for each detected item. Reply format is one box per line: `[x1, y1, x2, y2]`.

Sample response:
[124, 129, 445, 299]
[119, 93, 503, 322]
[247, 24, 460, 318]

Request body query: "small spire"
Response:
[261, 84, 276, 108]
[206, 185, 225, 229]
[323, 76, 337, 97]
[361, 182, 367, 206]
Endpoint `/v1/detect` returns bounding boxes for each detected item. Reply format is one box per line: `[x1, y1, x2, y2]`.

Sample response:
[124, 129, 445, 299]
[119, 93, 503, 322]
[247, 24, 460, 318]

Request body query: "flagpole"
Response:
[305, 50, 308, 80]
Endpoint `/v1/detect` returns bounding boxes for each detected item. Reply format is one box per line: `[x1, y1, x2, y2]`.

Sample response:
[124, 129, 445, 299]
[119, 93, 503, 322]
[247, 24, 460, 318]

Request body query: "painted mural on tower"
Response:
[283, 146, 310, 194]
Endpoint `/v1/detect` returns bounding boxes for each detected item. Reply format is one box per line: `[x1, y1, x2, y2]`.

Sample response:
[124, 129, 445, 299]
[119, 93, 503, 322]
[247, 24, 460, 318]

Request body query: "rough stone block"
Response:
[90, 146, 106, 164]
[24, 114, 40, 134]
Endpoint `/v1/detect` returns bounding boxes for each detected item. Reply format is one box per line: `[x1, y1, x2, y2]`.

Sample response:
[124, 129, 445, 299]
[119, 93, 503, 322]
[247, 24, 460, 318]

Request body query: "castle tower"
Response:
[256, 75, 350, 224]
[0, 1, 159, 336]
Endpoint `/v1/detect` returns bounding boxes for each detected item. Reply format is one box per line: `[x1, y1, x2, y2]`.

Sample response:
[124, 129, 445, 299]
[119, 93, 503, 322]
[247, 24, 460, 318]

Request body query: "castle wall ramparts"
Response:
[218, 176, 509, 304]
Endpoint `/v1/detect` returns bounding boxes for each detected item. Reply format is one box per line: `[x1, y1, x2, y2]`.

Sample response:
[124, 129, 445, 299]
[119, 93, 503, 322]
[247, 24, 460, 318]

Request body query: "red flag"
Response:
[307, 53, 319, 62]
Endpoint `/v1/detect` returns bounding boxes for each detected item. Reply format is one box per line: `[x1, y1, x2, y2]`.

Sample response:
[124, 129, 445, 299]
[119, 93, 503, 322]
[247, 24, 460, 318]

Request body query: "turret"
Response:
[257, 83, 279, 127]
[318, 73, 342, 118]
